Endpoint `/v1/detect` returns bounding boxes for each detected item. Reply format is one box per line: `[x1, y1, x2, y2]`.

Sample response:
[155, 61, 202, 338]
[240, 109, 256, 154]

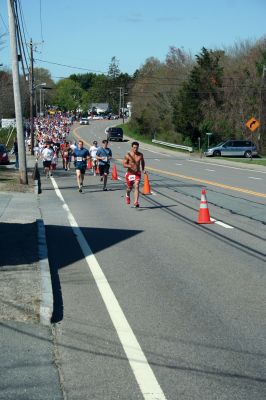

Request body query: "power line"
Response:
[39, 0, 44, 43]
[35, 58, 106, 74]
[13, 0, 29, 76]
[17, 0, 30, 41]
[0, 12, 8, 33]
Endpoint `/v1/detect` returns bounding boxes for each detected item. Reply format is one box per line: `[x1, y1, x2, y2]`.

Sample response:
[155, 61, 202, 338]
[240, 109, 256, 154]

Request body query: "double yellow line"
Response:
[147, 166, 266, 199]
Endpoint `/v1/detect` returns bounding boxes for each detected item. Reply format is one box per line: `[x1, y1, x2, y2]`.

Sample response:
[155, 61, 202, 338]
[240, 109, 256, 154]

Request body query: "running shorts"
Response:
[125, 171, 141, 187]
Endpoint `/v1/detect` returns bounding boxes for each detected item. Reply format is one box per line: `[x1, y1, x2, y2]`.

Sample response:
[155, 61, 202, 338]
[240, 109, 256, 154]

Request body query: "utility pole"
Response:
[7, 0, 28, 184]
[29, 38, 35, 155]
[118, 87, 122, 118]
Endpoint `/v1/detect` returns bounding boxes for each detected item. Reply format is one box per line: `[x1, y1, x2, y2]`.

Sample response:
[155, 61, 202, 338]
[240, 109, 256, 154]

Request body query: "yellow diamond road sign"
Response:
[246, 117, 260, 132]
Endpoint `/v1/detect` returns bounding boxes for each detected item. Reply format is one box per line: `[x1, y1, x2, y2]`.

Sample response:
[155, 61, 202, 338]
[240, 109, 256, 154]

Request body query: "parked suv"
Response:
[205, 140, 257, 158]
[105, 126, 123, 141]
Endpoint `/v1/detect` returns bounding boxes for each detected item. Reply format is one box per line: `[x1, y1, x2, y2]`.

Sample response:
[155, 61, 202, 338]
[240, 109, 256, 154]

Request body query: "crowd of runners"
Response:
[32, 114, 146, 207]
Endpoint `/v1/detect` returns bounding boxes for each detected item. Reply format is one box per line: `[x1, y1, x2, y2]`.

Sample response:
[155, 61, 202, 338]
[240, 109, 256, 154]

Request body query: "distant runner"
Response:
[96, 140, 112, 191]
[72, 140, 89, 192]
[89, 140, 99, 176]
[122, 141, 146, 207]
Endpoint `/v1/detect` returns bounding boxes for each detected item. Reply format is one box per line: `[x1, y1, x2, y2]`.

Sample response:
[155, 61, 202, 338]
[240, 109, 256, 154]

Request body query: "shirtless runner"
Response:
[122, 141, 146, 207]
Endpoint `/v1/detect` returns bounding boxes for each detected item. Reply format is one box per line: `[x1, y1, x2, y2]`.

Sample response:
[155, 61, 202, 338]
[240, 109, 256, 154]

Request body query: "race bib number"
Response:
[76, 157, 83, 161]
[128, 174, 136, 181]
[102, 157, 108, 162]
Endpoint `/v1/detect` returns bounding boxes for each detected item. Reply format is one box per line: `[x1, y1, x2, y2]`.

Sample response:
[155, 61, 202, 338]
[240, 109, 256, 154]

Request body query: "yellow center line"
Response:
[73, 127, 266, 199]
[146, 166, 266, 199]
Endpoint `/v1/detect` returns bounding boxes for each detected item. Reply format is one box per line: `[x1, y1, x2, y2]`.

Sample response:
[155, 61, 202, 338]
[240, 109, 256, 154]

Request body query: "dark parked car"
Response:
[0, 144, 10, 165]
[205, 140, 258, 158]
[105, 127, 123, 141]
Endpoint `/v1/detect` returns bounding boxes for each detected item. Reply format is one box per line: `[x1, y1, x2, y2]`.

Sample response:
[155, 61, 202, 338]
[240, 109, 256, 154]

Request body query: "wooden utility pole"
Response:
[29, 38, 35, 155]
[7, 0, 28, 183]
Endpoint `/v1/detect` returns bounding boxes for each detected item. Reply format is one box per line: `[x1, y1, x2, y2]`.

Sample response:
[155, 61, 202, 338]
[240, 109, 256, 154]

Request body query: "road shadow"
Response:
[44, 225, 142, 323]
[0, 221, 38, 268]
[0, 221, 142, 323]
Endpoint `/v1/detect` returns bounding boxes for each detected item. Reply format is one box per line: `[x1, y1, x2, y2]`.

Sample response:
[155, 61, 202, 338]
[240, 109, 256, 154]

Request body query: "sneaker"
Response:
[103, 187, 107, 191]
[78, 186, 82, 193]
[50, 173, 53, 177]
[126, 195, 130, 205]
[134, 202, 139, 208]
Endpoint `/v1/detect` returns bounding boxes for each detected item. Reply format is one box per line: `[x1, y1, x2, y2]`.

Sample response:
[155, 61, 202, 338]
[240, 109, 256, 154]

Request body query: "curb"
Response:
[37, 218, 53, 325]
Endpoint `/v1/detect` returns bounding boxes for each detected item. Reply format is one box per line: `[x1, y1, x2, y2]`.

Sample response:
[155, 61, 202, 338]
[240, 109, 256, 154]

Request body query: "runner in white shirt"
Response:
[42, 142, 54, 178]
[89, 140, 99, 176]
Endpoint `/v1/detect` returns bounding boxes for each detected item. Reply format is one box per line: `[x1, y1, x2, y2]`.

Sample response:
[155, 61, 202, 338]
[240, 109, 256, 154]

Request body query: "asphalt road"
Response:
[39, 120, 266, 400]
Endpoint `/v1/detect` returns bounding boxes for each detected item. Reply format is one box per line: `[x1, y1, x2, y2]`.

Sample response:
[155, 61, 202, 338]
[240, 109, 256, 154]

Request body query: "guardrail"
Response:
[152, 139, 193, 153]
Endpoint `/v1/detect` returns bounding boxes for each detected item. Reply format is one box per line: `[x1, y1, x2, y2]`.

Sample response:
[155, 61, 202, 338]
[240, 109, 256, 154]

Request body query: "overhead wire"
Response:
[35, 58, 107, 74]
[39, 0, 44, 43]
[13, 0, 28, 77]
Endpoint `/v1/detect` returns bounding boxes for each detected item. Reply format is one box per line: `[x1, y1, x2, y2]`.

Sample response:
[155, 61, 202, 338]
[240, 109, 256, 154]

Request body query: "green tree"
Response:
[52, 78, 84, 111]
[173, 47, 224, 145]
[108, 56, 120, 79]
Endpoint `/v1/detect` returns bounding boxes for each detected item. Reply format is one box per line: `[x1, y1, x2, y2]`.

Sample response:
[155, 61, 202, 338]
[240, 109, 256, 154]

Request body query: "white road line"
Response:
[248, 176, 262, 180]
[154, 159, 160, 161]
[50, 177, 167, 400]
[210, 218, 234, 229]
[205, 169, 215, 172]
[187, 159, 266, 174]
[142, 148, 171, 157]
[176, 163, 183, 166]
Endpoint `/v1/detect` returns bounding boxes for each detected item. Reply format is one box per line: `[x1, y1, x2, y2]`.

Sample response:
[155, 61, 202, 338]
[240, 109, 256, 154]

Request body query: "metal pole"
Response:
[29, 38, 35, 154]
[122, 88, 125, 124]
[7, 0, 28, 184]
[118, 87, 122, 117]
[39, 88, 42, 116]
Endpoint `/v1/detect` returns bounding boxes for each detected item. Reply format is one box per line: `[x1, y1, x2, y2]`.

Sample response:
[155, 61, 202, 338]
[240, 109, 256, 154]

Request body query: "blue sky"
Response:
[1, 0, 266, 81]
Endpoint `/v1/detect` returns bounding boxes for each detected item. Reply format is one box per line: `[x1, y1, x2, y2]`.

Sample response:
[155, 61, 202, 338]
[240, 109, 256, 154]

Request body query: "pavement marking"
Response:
[176, 163, 183, 166]
[154, 159, 160, 161]
[50, 176, 167, 400]
[187, 159, 266, 174]
[146, 166, 266, 199]
[248, 176, 262, 180]
[142, 147, 171, 157]
[205, 169, 215, 172]
[210, 218, 234, 229]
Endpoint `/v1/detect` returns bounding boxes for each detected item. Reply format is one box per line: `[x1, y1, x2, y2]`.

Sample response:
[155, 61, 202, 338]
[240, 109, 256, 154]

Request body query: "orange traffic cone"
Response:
[197, 189, 214, 224]
[87, 159, 92, 169]
[142, 173, 151, 195]
[111, 164, 118, 180]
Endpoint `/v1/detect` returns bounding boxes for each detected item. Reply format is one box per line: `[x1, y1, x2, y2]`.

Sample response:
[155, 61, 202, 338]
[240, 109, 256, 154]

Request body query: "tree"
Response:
[52, 78, 84, 111]
[108, 56, 120, 79]
[173, 47, 224, 145]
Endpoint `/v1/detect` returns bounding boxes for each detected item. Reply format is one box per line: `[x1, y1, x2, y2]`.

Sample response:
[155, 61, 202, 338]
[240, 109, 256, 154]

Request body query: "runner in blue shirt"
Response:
[96, 139, 112, 191]
[72, 140, 89, 192]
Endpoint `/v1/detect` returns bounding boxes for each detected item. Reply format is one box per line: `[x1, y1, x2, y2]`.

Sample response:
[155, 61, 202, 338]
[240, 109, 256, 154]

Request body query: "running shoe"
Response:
[103, 187, 107, 191]
[134, 202, 139, 208]
[126, 195, 130, 205]
[78, 186, 82, 193]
